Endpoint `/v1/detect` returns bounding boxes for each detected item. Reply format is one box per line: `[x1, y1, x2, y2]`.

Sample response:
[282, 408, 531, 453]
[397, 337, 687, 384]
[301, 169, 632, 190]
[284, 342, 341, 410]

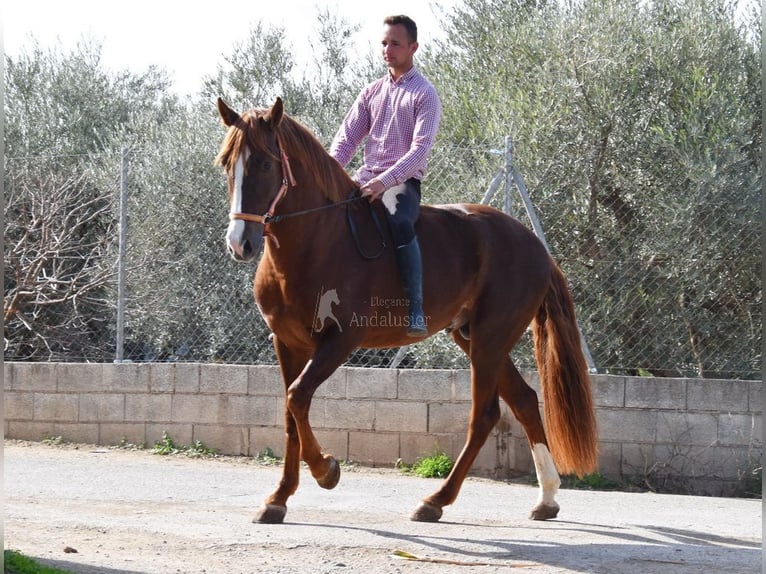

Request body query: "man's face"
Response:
[380, 23, 417, 73]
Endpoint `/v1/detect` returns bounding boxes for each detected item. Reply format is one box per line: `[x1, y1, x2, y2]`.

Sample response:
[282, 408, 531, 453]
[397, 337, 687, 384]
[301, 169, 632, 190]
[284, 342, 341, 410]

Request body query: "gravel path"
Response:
[4, 441, 762, 573]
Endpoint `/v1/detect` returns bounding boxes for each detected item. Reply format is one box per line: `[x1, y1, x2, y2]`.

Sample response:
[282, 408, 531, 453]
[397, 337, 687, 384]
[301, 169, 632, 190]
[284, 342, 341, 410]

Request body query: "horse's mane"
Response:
[215, 107, 355, 204]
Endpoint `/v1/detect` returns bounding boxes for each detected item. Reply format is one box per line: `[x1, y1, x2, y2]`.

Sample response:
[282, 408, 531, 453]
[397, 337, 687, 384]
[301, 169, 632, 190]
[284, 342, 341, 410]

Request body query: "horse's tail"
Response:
[532, 263, 599, 477]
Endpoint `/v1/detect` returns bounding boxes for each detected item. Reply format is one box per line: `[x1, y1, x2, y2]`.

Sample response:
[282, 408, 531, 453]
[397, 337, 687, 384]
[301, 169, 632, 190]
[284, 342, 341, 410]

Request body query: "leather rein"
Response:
[228, 135, 386, 258]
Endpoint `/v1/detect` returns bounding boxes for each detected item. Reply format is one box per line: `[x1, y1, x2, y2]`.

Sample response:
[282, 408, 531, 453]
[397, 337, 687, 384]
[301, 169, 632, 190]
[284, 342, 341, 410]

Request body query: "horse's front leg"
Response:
[254, 338, 309, 524]
[255, 334, 356, 524]
[286, 337, 357, 489]
[255, 401, 302, 524]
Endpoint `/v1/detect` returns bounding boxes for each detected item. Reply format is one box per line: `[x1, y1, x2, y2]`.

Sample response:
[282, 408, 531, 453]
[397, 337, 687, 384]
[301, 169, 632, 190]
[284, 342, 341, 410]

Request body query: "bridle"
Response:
[227, 132, 385, 258]
[228, 134, 296, 227]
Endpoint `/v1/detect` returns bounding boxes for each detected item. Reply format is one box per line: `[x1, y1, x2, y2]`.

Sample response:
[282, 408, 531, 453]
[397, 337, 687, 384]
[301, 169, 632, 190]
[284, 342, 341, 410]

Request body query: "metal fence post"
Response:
[504, 136, 514, 216]
[506, 139, 552, 253]
[504, 138, 597, 373]
[115, 148, 128, 362]
[482, 138, 515, 217]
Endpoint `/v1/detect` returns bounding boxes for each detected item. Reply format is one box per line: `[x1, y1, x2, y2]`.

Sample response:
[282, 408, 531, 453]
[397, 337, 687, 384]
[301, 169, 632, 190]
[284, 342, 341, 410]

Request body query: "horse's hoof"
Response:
[410, 502, 443, 522]
[253, 504, 287, 524]
[316, 457, 341, 490]
[529, 502, 559, 521]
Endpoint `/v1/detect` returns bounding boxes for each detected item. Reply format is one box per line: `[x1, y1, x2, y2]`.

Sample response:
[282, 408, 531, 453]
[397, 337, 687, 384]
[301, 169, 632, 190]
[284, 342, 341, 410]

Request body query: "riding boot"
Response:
[395, 238, 427, 337]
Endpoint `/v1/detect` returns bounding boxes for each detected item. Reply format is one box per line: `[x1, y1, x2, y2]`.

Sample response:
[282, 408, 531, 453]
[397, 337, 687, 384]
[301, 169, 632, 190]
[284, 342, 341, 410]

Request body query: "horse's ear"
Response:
[264, 97, 284, 129]
[217, 97, 240, 127]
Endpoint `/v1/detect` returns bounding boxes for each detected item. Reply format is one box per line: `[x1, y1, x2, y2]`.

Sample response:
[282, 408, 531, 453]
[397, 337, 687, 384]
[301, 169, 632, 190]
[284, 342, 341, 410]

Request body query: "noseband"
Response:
[227, 132, 380, 255]
[229, 134, 297, 226]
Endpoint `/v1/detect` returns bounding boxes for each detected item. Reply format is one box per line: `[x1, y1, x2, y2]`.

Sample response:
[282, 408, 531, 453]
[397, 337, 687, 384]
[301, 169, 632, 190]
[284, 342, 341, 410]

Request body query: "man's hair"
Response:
[384, 15, 418, 43]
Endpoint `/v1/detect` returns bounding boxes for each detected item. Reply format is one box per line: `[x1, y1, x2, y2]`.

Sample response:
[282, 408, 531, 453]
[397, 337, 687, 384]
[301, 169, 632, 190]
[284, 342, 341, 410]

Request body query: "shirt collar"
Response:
[388, 66, 418, 85]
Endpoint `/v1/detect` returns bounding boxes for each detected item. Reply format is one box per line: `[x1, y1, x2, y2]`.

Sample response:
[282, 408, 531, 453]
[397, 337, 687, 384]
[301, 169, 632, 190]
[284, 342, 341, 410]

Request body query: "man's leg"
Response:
[395, 238, 427, 336]
[385, 179, 427, 337]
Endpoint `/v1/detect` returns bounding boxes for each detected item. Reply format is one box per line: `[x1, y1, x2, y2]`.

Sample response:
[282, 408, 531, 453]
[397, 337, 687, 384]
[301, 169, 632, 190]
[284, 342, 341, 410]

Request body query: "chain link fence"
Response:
[4, 138, 761, 379]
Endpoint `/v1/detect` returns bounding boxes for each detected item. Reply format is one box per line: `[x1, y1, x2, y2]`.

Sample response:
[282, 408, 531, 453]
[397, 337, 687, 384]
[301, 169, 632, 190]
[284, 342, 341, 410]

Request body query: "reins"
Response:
[258, 194, 363, 225]
[346, 199, 387, 260]
[228, 134, 386, 258]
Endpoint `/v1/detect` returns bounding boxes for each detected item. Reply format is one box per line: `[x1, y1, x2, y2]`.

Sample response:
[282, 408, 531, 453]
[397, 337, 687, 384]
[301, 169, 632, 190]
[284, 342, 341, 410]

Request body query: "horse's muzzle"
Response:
[227, 239, 262, 262]
[226, 219, 264, 262]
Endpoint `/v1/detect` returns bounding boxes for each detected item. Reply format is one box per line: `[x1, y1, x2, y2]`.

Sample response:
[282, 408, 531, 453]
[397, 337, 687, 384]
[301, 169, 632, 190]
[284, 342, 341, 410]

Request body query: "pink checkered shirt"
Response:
[330, 66, 442, 189]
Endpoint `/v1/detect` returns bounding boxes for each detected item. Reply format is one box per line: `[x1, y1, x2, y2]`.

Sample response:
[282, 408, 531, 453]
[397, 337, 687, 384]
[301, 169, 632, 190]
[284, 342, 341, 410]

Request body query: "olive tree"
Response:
[423, 0, 761, 377]
[4, 40, 184, 360]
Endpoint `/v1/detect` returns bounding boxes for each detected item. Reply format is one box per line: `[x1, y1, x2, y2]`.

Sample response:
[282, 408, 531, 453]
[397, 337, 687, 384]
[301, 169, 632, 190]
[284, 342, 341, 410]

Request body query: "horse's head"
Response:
[215, 97, 287, 262]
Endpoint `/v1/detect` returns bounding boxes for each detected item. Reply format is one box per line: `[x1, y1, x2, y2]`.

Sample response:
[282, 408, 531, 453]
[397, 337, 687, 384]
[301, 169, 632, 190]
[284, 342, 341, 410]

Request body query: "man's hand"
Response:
[360, 179, 386, 202]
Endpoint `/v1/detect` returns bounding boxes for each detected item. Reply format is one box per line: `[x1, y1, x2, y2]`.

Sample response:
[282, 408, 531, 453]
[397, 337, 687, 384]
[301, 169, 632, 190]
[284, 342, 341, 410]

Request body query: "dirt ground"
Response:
[4, 441, 762, 574]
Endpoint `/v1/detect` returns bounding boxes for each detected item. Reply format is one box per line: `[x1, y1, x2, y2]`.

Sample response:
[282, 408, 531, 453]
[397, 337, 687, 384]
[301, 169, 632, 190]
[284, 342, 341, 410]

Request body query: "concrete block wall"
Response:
[589, 375, 762, 495]
[4, 362, 762, 496]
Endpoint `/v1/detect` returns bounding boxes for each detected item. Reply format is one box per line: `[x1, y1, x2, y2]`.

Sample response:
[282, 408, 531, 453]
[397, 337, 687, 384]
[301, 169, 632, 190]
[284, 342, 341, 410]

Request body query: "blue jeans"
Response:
[386, 178, 421, 247]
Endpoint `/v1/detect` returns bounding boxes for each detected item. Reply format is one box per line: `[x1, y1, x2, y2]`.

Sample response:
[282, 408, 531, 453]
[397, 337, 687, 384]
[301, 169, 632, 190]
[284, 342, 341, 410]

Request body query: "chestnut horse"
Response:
[215, 97, 598, 524]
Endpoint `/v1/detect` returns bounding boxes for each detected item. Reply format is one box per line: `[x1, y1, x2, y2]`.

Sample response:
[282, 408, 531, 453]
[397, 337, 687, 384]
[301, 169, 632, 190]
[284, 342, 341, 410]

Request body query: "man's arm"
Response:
[329, 93, 371, 168]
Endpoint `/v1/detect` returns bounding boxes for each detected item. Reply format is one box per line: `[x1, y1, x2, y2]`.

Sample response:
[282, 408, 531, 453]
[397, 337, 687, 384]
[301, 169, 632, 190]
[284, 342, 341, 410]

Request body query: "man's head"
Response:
[384, 15, 418, 43]
[381, 15, 419, 78]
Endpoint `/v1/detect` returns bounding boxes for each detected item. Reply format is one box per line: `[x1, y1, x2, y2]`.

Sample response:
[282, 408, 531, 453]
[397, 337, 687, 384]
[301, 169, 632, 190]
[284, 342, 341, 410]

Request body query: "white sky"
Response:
[3, 0, 455, 95]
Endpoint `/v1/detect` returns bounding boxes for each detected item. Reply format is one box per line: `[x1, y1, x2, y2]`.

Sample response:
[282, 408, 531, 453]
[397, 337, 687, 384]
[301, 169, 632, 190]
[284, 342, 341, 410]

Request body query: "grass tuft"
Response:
[151, 432, 217, 458]
[4, 550, 74, 574]
[400, 452, 454, 478]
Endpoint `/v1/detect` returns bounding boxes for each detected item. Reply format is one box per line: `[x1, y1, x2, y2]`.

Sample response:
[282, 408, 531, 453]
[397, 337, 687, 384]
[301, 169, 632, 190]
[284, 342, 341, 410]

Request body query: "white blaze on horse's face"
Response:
[226, 148, 250, 254]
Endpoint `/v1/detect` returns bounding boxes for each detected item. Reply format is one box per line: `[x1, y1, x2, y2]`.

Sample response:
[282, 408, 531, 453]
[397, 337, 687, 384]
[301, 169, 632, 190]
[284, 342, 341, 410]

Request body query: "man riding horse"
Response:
[330, 14, 441, 337]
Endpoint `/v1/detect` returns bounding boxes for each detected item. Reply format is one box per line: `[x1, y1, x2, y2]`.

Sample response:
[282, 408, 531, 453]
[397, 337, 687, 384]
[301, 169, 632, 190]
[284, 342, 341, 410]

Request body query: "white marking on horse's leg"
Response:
[531, 443, 561, 506]
[381, 184, 407, 215]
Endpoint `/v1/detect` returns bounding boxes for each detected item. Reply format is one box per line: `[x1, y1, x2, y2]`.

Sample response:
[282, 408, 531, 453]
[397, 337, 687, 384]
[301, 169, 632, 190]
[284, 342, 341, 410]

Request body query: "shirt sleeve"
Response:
[376, 85, 442, 189]
[329, 90, 371, 168]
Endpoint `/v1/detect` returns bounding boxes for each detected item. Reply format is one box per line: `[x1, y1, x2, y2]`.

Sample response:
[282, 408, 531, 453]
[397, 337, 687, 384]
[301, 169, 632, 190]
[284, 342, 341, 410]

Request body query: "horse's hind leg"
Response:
[498, 357, 561, 520]
[411, 335, 502, 522]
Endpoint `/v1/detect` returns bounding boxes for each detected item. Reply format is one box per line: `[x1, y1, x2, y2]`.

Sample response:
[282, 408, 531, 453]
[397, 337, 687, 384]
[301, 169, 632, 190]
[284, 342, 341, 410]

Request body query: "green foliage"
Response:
[151, 432, 217, 458]
[278, 7, 380, 140]
[4, 550, 74, 574]
[423, 0, 761, 378]
[4, 39, 177, 158]
[744, 465, 762, 498]
[201, 21, 295, 111]
[41, 435, 64, 446]
[116, 437, 147, 450]
[564, 472, 623, 491]
[3, 1, 760, 378]
[405, 452, 455, 479]
[4, 39, 186, 362]
[255, 447, 282, 465]
[151, 432, 182, 455]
